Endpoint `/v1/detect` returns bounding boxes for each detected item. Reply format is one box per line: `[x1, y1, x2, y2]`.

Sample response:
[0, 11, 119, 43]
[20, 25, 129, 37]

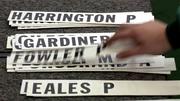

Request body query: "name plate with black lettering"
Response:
[6, 58, 175, 75]
[7, 48, 165, 67]
[10, 33, 113, 51]
[8, 11, 154, 29]
[20, 80, 180, 96]
[8, 11, 153, 24]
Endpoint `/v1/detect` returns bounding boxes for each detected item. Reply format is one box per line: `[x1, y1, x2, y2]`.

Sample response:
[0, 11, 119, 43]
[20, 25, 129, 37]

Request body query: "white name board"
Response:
[11, 33, 114, 51]
[8, 48, 165, 66]
[6, 58, 175, 75]
[20, 80, 180, 96]
[8, 11, 153, 24]
[8, 11, 154, 29]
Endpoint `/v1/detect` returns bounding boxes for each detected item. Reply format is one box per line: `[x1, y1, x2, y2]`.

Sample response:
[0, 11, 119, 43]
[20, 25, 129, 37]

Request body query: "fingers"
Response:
[104, 24, 137, 47]
[116, 46, 142, 59]
[105, 30, 132, 47]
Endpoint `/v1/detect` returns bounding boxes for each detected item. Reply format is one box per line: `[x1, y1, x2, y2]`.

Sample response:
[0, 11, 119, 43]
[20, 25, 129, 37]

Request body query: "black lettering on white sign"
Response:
[9, 11, 117, 23]
[9, 49, 165, 67]
[8, 11, 154, 25]
[104, 82, 114, 93]
[17, 35, 110, 50]
[21, 80, 180, 96]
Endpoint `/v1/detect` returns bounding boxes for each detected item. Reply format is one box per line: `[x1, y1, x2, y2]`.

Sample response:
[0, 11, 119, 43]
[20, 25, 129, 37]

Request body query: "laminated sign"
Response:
[20, 80, 180, 97]
[11, 33, 114, 51]
[8, 11, 154, 29]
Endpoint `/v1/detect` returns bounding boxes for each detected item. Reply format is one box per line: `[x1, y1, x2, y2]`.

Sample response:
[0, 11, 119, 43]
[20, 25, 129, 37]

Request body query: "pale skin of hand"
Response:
[105, 20, 172, 58]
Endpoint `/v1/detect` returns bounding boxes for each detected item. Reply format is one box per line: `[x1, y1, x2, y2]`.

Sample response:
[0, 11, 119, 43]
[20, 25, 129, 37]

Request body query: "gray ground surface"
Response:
[0, 0, 169, 101]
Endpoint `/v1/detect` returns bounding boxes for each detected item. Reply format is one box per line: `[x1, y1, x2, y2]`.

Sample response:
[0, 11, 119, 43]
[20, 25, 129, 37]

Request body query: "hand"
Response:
[105, 20, 172, 58]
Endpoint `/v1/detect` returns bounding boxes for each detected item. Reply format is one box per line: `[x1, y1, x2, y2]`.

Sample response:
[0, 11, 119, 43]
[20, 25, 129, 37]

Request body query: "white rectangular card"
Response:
[8, 11, 153, 24]
[7, 58, 175, 75]
[12, 33, 114, 51]
[21, 80, 180, 96]
[8, 49, 165, 67]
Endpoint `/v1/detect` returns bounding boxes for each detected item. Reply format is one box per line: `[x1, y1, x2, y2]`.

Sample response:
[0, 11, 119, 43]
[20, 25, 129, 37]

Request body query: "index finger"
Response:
[105, 29, 132, 47]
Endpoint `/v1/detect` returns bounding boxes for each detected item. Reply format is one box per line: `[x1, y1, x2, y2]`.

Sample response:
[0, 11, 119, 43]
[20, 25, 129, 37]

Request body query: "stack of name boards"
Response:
[6, 11, 179, 98]
[6, 32, 176, 74]
[6, 11, 176, 74]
